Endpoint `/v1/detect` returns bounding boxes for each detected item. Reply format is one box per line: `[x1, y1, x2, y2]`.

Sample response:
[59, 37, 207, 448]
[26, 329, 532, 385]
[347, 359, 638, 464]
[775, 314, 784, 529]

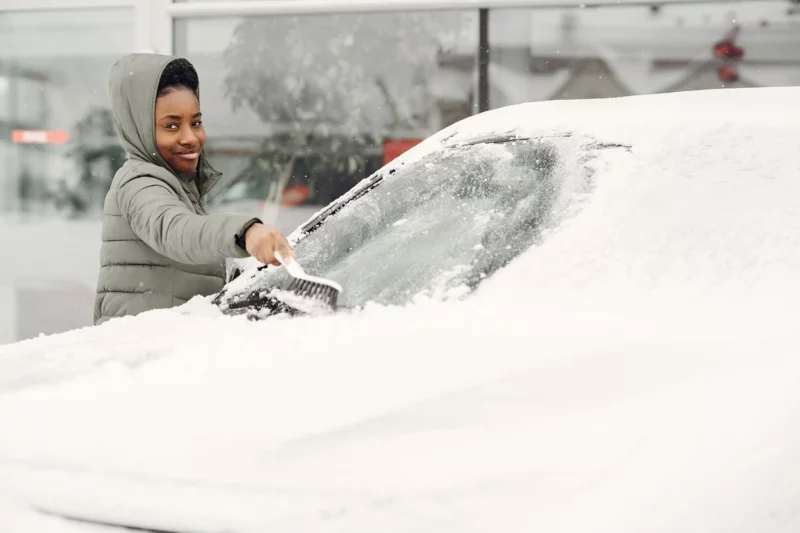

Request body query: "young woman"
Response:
[94, 53, 294, 325]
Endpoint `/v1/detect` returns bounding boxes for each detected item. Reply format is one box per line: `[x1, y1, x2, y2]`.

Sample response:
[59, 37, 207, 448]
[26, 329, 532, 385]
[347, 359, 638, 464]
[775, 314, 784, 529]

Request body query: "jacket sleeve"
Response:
[118, 175, 257, 264]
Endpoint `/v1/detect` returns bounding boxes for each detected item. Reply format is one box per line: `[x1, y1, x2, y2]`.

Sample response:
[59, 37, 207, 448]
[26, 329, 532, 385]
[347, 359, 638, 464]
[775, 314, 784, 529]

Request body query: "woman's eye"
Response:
[192, 121, 203, 127]
[165, 124, 178, 130]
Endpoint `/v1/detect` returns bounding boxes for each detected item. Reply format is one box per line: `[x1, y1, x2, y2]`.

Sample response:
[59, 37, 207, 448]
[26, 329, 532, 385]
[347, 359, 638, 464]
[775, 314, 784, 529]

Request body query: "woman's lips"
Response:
[175, 151, 199, 160]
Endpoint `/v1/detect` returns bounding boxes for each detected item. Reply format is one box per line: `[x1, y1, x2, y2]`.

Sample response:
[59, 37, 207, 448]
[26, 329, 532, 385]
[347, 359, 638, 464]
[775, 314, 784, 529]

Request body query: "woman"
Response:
[94, 53, 295, 325]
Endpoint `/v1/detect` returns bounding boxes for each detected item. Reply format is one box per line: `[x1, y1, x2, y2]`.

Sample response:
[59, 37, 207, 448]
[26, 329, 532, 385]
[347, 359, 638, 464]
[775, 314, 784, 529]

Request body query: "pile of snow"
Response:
[0, 87, 799, 532]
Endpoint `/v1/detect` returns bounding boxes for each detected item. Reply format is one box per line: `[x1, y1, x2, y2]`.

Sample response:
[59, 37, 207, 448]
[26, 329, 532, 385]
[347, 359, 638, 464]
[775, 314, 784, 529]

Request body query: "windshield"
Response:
[220, 136, 591, 312]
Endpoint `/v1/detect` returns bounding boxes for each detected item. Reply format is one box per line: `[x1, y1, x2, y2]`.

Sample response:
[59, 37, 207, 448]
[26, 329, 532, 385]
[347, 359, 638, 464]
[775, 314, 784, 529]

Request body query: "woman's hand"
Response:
[244, 223, 296, 266]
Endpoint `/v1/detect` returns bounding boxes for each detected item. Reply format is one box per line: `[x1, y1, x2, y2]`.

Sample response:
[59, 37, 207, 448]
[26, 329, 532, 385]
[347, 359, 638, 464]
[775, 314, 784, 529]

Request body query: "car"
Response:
[206, 151, 335, 237]
[0, 87, 799, 533]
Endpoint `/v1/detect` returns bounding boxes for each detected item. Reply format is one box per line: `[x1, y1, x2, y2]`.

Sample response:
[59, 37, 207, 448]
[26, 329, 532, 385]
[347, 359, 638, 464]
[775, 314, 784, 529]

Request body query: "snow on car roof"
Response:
[1, 87, 799, 532]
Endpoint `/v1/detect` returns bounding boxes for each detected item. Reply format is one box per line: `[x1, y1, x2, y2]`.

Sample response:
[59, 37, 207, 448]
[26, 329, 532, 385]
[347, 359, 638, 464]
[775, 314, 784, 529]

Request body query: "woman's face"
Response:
[154, 86, 206, 174]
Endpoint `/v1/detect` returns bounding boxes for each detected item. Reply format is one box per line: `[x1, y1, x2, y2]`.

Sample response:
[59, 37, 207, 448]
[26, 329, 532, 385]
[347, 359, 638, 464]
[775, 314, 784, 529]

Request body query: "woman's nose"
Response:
[179, 127, 198, 145]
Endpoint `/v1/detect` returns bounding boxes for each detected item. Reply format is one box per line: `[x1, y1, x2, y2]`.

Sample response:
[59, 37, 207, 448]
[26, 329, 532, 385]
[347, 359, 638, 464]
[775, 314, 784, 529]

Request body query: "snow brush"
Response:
[274, 251, 342, 312]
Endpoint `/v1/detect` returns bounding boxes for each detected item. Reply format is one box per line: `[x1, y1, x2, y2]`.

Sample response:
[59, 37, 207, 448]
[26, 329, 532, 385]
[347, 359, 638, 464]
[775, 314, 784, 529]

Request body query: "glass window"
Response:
[486, 3, 800, 109]
[0, 8, 133, 343]
[174, 11, 478, 222]
[0, 8, 132, 217]
[217, 134, 593, 316]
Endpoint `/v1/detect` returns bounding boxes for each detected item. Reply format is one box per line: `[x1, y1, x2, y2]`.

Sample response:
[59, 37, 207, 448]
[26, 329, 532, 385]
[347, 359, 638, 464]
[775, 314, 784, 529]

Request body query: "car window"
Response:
[220, 137, 589, 312]
[210, 151, 294, 206]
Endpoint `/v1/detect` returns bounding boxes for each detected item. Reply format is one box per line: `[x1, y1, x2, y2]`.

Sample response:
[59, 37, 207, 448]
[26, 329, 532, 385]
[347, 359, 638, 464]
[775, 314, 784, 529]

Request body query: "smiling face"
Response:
[154, 86, 206, 174]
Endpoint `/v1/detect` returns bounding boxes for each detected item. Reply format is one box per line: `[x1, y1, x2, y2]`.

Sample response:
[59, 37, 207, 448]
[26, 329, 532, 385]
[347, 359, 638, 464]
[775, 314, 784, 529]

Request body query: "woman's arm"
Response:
[118, 175, 255, 264]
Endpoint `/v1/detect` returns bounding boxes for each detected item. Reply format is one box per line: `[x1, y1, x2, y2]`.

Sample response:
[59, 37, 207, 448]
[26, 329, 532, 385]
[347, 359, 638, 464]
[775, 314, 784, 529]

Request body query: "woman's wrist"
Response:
[235, 218, 262, 250]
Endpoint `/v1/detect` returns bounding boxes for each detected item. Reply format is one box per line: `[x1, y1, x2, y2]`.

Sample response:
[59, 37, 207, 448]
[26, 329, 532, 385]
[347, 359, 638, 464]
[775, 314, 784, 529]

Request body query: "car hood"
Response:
[2, 327, 800, 532]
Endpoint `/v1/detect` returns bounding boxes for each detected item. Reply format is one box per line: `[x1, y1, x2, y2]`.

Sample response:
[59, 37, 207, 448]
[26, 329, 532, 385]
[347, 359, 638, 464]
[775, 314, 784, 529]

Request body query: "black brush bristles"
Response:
[286, 278, 340, 309]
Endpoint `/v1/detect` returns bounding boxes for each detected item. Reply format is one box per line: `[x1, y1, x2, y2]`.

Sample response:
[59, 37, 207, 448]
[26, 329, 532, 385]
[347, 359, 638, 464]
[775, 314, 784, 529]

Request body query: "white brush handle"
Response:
[274, 250, 305, 277]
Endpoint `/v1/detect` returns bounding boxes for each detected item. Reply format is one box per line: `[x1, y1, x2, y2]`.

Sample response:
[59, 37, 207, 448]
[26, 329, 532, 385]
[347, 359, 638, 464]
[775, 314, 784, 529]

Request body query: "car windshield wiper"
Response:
[299, 171, 386, 236]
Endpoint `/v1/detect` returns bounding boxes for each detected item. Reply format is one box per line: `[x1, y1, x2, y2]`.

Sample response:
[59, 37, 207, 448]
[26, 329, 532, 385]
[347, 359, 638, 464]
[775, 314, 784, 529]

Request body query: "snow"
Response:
[429, 66, 472, 103]
[489, 62, 571, 105]
[1, 87, 800, 531]
[592, 44, 707, 94]
[0, 498, 103, 533]
[741, 64, 800, 88]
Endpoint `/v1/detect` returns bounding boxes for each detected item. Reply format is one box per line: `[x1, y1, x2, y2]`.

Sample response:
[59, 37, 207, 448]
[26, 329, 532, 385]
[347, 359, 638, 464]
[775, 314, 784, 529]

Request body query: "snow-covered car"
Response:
[1, 87, 800, 533]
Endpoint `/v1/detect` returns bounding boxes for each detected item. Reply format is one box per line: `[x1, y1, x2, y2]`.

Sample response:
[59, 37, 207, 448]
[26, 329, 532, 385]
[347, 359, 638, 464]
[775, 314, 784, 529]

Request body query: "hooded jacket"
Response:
[94, 53, 257, 325]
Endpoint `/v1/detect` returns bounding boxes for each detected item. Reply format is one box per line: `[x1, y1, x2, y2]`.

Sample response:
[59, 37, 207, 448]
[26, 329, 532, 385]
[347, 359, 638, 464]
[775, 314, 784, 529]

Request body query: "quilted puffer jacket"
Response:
[94, 53, 256, 325]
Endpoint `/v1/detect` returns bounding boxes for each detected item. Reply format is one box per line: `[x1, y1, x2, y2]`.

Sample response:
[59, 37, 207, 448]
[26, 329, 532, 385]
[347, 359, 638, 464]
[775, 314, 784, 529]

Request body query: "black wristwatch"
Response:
[235, 218, 262, 250]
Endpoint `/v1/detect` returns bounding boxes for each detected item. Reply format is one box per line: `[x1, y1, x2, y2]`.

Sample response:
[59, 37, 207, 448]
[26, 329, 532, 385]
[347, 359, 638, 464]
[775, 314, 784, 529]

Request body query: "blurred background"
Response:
[1, 0, 798, 343]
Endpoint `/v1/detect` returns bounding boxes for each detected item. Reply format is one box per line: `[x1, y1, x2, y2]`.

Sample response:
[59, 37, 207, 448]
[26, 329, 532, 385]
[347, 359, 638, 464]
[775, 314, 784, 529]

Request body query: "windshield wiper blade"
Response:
[300, 172, 385, 236]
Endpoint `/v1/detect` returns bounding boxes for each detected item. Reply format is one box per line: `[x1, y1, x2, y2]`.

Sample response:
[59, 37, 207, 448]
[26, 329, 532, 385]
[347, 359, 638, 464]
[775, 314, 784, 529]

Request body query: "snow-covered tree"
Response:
[221, 12, 473, 203]
[53, 107, 125, 217]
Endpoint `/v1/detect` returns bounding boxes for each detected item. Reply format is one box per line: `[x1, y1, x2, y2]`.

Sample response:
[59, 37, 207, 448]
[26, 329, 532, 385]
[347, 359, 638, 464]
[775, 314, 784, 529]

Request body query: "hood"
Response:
[108, 53, 222, 194]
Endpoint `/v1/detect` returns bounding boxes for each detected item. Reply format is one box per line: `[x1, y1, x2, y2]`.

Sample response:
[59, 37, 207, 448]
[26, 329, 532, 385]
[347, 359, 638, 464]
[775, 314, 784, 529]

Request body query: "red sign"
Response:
[383, 138, 422, 166]
[12, 130, 69, 145]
